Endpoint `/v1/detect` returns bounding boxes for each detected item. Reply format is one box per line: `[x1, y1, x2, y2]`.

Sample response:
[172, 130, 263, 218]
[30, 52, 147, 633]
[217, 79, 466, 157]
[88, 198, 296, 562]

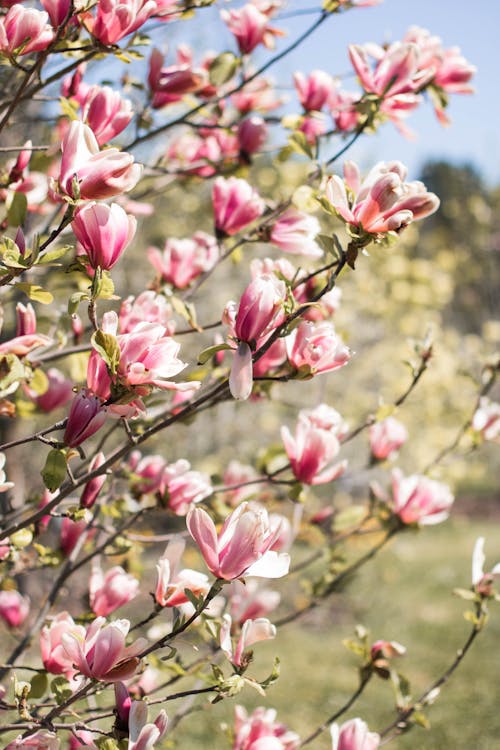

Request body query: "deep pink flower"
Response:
[58, 121, 142, 201]
[79, 452, 106, 509]
[330, 718, 380, 750]
[0, 589, 30, 628]
[221, 4, 283, 55]
[61, 617, 146, 682]
[147, 232, 218, 289]
[32, 368, 73, 413]
[81, 85, 133, 145]
[59, 517, 89, 556]
[89, 560, 139, 616]
[41, 0, 71, 28]
[63, 389, 108, 447]
[187, 502, 290, 581]
[391, 469, 454, 525]
[230, 274, 287, 345]
[72, 201, 137, 270]
[164, 459, 212, 516]
[212, 177, 265, 237]
[237, 116, 268, 157]
[89, 0, 157, 45]
[294, 70, 336, 112]
[369, 417, 408, 460]
[148, 47, 208, 109]
[0, 5, 54, 56]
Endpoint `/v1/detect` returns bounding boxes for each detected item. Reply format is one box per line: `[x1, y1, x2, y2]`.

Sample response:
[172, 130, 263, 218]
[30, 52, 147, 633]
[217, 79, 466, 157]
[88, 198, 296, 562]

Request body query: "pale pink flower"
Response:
[222, 460, 260, 506]
[232, 76, 283, 113]
[128, 700, 168, 750]
[89, 559, 139, 616]
[281, 407, 347, 485]
[220, 613, 276, 668]
[472, 398, 500, 442]
[0, 589, 30, 628]
[0, 331, 52, 358]
[391, 469, 454, 525]
[472, 537, 500, 597]
[330, 718, 380, 750]
[286, 321, 351, 376]
[155, 539, 210, 607]
[187, 502, 290, 580]
[72, 201, 137, 270]
[40, 612, 86, 679]
[32, 368, 73, 413]
[164, 459, 212, 516]
[63, 388, 108, 447]
[233, 705, 300, 750]
[89, 0, 157, 45]
[221, 4, 283, 55]
[294, 70, 336, 112]
[58, 121, 142, 201]
[227, 274, 287, 345]
[324, 160, 439, 236]
[5, 730, 60, 750]
[349, 41, 432, 100]
[329, 86, 362, 132]
[61, 617, 146, 682]
[166, 131, 225, 178]
[0, 5, 54, 56]
[119, 292, 175, 336]
[147, 232, 218, 289]
[270, 208, 322, 257]
[213, 177, 265, 237]
[81, 85, 134, 145]
[369, 417, 408, 460]
[229, 579, 280, 625]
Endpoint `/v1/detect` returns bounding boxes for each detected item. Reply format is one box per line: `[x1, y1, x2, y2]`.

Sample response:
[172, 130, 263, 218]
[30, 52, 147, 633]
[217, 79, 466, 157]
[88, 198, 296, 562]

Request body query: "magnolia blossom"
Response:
[58, 121, 142, 200]
[229, 579, 281, 625]
[370, 639, 406, 661]
[220, 613, 276, 668]
[163, 459, 212, 515]
[72, 201, 137, 270]
[79, 452, 106, 509]
[238, 116, 268, 157]
[472, 537, 500, 597]
[212, 176, 265, 237]
[222, 460, 260, 506]
[330, 718, 380, 750]
[221, 4, 283, 55]
[5, 730, 60, 750]
[472, 398, 500, 442]
[148, 47, 209, 109]
[40, 612, 86, 679]
[41, 0, 72, 28]
[281, 405, 347, 485]
[89, 559, 139, 616]
[129, 451, 167, 496]
[294, 69, 336, 111]
[147, 232, 218, 289]
[63, 388, 108, 447]
[81, 85, 134, 145]
[155, 539, 210, 607]
[391, 469, 454, 525]
[119, 292, 175, 336]
[270, 208, 322, 257]
[0, 5, 54, 56]
[287, 321, 351, 376]
[60, 517, 89, 556]
[232, 76, 283, 113]
[89, 0, 157, 45]
[369, 417, 408, 460]
[324, 160, 439, 237]
[61, 617, 146, 682]
[0, 589, 30, 628]
[32, 368, 73, 413]
[233, 705, 300, 750]
[187, 502, 290, 580]
[128, 700, 168, 750]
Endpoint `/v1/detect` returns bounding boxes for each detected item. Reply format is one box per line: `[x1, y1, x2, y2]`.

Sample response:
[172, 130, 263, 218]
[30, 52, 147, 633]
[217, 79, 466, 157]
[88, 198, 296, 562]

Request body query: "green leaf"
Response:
[91, 329, 121, 375]
[15, 283, 53, 304]
[260, 656, 280, 690]
[38, 245, 71, 264]
[0, 354, 25, 393]
[198, 342, 232, 365]
[7, 191, 27, 227]
[50, 676, 73, 705]
[209, 51, 240, 86]
[59, 96, 80, 121]
[288, 131, 314, 159]
[412, 711, 431, 730]
[333, 505, 367, 533]
[1, 236, 28, 269]
[68, 291, 90, 316]
[41, 449, 67, 492]
[30, 673, 48, 699]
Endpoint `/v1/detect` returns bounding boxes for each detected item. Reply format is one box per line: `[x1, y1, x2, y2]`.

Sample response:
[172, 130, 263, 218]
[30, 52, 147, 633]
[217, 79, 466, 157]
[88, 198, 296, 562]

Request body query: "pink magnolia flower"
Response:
[119, 292, 175, 336]
[63, 388, 108, 447]
[227, 274, 287, 345]
[89, 559, 139, 616]
[329, 86, 362, 132]
[58, 121, 142, 201]
[60, 517, 90, 556]
[233, 705, 300, 750]
[330, 718, 380, 750]
[221, 4, 283, 55]
[324, 160, 439, 237]
[164, 459, 212, 516]
[72, 201, 137, 270]
[187, 502, 290, 581]
[0, 589, 30, 628]
[286, 321, 351, 376]
[89, 0, 157, 45]
[147, 232, 218, 289]
[370, 639, 406, 661]
[212, 177, 265, 237]
[270, 208, 322, 257]
[61, 617, 146, 682]
[281, 407, 347, 485]
[229, 579, 280, 625]
[222, 460, 260, 506]
[294, 70, 336, 112]
[16, 302, 36, 335]
[220, 613, 276, 668]
[40, 611, 86, 679]
[238, 116, 268, 157]
[472, 398, 500, 442]
[295, 279, 342, 322]
[391, 469, 454, 525]
[0, 5, 54, 56]
[232, 76, 283, 113]
[81, 85, 134, 145]
[5, 730, 60, 750]
[41, 0, 71, 28]
[79, 452, 106, 509]
[155, 539, 210, 607]
[148, 47, 209, 109]
[129, 451, 167, 496]
[128, 700, 168, 750]
[369, 417, 408, 460]
[32, 368, 73, 413]
[472, 537, 500, 597]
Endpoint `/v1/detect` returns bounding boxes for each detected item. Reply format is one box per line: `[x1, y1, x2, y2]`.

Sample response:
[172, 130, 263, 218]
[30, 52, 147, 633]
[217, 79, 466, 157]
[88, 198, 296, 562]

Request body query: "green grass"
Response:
[171, 516, 500, 749]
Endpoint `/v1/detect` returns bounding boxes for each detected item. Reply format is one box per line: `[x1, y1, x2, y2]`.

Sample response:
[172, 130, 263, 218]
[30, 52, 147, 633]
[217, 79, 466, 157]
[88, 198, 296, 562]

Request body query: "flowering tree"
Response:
[0, 1, 497, 749]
